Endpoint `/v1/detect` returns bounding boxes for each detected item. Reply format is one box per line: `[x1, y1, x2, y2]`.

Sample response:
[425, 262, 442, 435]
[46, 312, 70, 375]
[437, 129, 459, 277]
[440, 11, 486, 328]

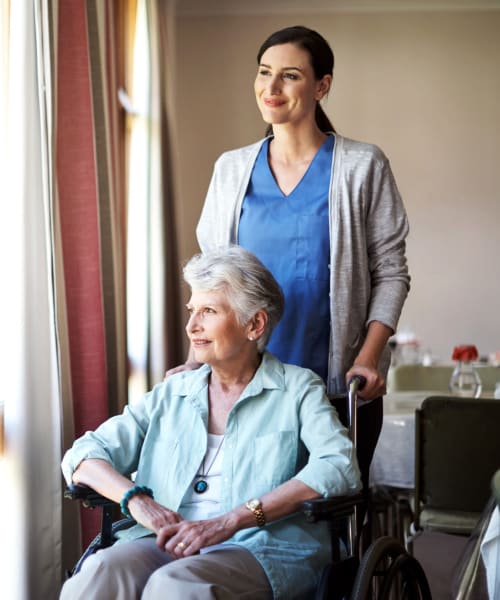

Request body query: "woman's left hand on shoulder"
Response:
[346, 364, 386, 401]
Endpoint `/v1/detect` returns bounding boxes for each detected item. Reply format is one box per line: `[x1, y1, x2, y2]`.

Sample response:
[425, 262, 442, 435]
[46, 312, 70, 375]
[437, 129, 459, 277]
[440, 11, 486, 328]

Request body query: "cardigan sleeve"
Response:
[196, 152, 242, 251]
[196, 140, 266, 252]
[196, 158, 223, 252]
[364, 151, 410, 331]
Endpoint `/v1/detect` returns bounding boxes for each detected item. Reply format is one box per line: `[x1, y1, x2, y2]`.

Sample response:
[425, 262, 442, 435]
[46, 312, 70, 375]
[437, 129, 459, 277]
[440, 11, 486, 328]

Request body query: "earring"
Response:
[248, 336, 254, 341]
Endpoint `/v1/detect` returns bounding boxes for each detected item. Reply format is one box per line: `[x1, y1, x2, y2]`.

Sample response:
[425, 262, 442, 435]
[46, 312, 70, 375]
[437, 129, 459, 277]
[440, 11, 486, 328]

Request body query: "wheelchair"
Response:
[65, 377, 431, 599]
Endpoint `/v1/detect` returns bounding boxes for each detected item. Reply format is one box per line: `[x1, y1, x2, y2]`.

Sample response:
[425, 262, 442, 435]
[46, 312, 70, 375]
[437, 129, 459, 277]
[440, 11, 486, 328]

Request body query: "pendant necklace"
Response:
[193, 435, 225, 494]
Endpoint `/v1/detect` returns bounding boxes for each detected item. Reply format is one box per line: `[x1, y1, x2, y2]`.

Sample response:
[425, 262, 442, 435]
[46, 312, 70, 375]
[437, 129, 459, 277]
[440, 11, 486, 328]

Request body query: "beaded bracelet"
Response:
[120, 485, 154, 518]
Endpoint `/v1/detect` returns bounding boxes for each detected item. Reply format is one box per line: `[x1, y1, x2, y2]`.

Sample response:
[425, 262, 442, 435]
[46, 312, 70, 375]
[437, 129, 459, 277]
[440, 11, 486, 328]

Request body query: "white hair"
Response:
[183, 246, 284, 351]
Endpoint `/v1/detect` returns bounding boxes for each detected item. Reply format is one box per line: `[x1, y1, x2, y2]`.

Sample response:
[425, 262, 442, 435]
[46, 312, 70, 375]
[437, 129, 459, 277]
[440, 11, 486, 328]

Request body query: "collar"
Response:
[167, 351, 285, 405]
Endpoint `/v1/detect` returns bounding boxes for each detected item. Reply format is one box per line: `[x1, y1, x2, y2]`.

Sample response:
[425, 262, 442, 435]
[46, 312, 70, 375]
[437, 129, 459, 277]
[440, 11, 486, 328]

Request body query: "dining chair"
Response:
[412, 396, 500, 541]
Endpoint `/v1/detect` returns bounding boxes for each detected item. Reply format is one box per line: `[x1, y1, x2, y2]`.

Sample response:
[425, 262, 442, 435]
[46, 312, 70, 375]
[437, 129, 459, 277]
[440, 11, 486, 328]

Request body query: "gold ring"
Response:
[177, 542, 186, 550]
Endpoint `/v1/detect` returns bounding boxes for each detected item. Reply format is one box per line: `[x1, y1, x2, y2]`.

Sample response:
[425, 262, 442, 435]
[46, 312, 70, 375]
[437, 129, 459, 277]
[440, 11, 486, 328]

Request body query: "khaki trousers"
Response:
[60, 537, 272, 600]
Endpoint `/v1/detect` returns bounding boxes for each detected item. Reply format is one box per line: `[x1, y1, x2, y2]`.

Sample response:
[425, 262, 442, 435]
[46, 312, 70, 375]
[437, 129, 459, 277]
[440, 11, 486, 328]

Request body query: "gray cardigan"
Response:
[197, 134, 410, 395]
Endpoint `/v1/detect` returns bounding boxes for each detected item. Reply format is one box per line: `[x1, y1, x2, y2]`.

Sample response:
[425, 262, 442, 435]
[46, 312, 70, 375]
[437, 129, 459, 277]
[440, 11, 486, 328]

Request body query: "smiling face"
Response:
[185, 288, 255, 369]
[254, 43, 331, 129]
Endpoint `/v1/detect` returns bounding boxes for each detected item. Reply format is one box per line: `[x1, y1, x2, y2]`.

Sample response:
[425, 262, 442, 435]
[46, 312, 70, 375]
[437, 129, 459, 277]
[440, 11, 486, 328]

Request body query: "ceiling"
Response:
[176, 0, 500, 16]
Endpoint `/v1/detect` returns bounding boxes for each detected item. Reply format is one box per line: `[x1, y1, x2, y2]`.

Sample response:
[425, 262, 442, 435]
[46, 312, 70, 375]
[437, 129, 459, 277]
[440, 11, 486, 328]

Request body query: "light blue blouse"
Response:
[238, 136, 333, 382]
[62, 352, 361, 599]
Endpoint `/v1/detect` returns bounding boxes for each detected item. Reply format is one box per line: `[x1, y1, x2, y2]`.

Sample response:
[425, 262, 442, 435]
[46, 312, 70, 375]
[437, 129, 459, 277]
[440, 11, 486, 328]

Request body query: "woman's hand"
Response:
[128, 495, 183, 533]
[71, 459, 184, 533]
[164, 361, 202, 380]
[346, 364, 386, 401]
[347, 320, 392, 400]
[156, 479, 325, 557]
[156, 513, 239, 557]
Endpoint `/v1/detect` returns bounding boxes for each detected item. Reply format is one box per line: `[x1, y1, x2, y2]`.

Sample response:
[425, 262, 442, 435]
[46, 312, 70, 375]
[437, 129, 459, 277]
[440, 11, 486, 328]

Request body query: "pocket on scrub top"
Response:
[296, 215, 329, 281]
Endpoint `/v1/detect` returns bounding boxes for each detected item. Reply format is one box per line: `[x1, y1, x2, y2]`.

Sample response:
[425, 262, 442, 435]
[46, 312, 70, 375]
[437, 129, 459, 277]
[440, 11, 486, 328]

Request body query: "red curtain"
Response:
[55, 0, 128, 553]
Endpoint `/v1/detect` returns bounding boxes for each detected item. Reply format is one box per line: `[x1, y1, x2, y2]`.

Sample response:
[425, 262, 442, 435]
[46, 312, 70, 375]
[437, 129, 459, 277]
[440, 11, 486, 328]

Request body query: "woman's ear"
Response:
[316, 74, 332, 101]
[247, 309, 268, 341]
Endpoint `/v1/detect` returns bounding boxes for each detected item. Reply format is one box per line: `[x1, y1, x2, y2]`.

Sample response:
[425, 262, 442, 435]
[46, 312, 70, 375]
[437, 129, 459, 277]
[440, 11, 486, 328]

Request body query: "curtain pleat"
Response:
[85, 0, 128, 417]
[147, 0, 184, 384]
[56, 0, 109, 433]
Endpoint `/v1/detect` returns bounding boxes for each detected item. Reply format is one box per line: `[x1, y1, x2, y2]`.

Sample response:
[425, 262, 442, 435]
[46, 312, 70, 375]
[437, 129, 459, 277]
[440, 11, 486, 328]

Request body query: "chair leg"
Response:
[395, 493, 414, 550]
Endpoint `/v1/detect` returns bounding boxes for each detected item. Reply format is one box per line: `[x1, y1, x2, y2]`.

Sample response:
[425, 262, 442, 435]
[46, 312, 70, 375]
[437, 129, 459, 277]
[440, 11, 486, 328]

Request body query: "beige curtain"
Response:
[144, 0, 184, 386]
[0, 2, 62, 598]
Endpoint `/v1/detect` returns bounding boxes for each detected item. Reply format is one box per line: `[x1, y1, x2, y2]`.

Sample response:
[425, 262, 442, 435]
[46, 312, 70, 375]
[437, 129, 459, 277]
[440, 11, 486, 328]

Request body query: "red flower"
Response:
[452, 345, 479, 361]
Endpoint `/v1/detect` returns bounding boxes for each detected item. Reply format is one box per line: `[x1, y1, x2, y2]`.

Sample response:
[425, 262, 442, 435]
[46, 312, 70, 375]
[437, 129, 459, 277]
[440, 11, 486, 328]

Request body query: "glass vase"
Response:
[449, 361, 482, 398]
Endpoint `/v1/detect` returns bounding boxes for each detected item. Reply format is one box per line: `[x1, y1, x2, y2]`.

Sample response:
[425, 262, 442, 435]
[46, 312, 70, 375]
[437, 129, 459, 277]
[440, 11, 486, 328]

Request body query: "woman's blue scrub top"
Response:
[238, 136, 333, 382]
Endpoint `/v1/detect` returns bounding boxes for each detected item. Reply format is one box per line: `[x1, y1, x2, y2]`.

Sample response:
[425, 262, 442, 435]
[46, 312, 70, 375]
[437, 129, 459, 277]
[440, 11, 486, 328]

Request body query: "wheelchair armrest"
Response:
[64, 483, 117, 509]
[302, 493, 365, 523]
[64, 484, 130, 554]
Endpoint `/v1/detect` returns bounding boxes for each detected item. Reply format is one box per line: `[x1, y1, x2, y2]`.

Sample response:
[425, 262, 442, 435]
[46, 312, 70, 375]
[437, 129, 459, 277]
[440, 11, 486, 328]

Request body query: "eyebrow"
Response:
[185, 302, 223, 310]
[259, 62, 304, 73]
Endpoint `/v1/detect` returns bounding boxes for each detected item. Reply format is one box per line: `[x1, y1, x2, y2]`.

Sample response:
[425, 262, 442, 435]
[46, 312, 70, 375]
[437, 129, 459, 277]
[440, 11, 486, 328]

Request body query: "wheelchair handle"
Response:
[347, 375, 367, 448]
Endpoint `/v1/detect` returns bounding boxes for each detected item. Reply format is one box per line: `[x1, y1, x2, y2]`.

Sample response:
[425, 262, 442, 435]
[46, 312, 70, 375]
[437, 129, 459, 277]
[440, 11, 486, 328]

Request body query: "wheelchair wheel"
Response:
[350, 536, 431, 600]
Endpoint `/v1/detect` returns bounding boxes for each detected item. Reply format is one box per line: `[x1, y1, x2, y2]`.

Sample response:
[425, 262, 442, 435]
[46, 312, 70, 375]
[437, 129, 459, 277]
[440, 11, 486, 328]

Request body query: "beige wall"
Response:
[172, 9, 500, 362]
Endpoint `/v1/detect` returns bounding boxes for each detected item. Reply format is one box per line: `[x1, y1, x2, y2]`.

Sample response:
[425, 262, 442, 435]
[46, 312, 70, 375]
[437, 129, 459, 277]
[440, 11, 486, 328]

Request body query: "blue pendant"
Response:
[194, 479, 208, 494]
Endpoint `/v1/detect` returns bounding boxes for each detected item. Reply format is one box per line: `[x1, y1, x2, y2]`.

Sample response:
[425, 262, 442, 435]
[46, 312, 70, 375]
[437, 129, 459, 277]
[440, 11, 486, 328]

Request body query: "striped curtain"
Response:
[55, 1, 128, 440]
[54, 0, 130, 569]
[55, 0, 184, 576]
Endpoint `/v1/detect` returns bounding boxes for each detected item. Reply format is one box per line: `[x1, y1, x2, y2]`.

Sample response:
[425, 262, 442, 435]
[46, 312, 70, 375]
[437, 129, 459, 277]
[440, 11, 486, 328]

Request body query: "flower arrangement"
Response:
[452, 344, 479, 362]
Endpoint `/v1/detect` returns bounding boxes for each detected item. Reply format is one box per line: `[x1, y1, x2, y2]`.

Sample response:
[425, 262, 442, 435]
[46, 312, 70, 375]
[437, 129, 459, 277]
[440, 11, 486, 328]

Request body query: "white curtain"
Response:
[0, 1, 62, 598]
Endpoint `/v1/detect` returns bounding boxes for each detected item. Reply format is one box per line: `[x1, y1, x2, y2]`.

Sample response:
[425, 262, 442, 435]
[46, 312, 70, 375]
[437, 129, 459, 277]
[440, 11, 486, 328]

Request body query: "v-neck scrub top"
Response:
[238, 136, 334, 382]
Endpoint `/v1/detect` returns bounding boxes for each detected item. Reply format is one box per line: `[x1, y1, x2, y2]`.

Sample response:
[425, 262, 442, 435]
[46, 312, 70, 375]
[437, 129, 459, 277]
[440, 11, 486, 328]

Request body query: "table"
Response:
[369, 391, 433, 489]
[366, 392, 434, 544]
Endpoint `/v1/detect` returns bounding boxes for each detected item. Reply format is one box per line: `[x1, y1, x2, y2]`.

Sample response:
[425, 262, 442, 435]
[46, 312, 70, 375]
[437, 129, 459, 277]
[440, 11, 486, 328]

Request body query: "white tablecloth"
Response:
[369, 391, 437, 489]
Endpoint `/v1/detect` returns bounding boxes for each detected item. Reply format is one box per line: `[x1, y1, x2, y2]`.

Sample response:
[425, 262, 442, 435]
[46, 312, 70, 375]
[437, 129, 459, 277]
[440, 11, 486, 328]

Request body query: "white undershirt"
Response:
[179, 433, 225, 521]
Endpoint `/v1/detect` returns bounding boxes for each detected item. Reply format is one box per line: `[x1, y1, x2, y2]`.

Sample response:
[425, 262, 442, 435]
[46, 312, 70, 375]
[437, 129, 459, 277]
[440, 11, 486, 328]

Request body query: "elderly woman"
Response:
[60, 246, 361, 600]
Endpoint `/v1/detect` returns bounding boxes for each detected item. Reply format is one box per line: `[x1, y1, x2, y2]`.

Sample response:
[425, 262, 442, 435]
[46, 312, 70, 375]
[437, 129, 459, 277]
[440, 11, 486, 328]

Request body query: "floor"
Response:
[368, 494, 475, 599]
[413, 531, 469, 599]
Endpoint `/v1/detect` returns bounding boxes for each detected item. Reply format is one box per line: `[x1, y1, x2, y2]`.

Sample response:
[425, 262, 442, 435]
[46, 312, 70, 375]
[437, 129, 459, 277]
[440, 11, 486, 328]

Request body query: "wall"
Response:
[172, 9, 500, 362]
